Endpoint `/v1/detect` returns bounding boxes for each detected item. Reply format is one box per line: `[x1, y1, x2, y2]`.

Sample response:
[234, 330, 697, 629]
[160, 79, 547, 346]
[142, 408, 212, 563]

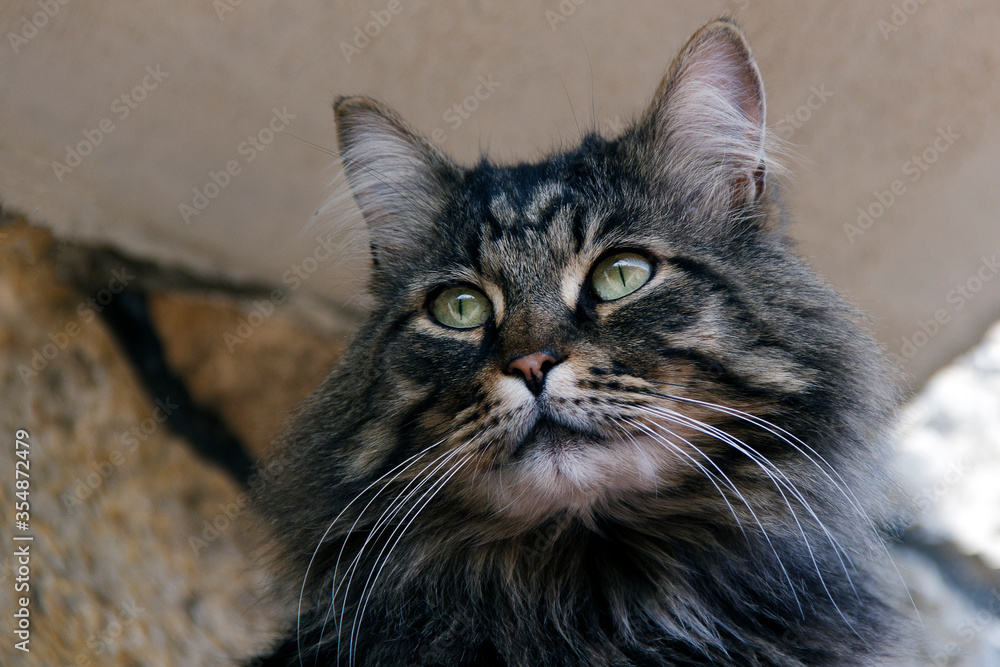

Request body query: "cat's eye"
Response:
[431, 286, 492, 329]
[590, 252, 652, 301]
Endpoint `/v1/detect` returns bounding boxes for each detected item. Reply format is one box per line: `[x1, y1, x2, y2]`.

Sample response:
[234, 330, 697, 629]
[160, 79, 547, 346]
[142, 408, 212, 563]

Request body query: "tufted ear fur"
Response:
[334, 96, 459, 269]
[639, 19, 768, 220]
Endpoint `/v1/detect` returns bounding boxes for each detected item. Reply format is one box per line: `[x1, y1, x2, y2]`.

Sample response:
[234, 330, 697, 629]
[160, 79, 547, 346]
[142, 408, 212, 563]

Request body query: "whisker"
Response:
[632, 403, 860, 630]
[647, 386, 877, 543]
[638, 405, 852, 561]
[324, 443, 466, 665]
[616, 417, 748, 538]
[642, 388, 921, 619]
[296, 438, 445, 666]
[617, 415, 803, 615]
[348, 450, 476, 665]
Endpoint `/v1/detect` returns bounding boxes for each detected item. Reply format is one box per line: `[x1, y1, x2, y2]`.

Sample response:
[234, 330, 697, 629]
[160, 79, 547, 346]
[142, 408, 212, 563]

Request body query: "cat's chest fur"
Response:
[251, 18, 914, 667]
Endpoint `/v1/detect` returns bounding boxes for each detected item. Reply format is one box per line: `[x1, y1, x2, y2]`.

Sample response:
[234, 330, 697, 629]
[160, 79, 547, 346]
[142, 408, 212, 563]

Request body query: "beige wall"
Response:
[2, 0, 999, 389]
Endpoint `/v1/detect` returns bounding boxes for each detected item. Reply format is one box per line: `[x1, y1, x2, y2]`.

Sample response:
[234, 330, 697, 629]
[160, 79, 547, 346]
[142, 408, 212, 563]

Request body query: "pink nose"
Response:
[506, 351, 559, 395]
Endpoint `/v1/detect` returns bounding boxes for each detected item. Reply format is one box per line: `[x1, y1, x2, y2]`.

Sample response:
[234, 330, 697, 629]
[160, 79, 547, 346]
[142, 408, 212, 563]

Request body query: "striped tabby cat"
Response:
[252, 18, 913, 666]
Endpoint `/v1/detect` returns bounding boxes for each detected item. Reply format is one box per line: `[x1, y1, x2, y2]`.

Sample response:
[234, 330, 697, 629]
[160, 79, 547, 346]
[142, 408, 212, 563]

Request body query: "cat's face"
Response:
[358, 166, 812, 526]
[328, 21, 856, 530]
[382, 180, 708, 522]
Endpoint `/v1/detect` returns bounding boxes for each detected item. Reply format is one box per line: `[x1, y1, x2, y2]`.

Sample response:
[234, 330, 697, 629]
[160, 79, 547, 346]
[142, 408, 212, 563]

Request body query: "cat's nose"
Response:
[506, 351, 560, 396]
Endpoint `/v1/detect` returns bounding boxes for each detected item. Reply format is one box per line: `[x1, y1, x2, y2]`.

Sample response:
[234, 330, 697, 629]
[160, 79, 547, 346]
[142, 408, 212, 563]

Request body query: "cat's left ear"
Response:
[334, 96, 459, 269]
[640, 19, 768, 218]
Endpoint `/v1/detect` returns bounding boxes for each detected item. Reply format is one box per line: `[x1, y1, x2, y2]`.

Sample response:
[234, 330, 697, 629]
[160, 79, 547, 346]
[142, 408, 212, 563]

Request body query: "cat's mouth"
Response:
[487, 412, 670, 519]
[509, 416, 605, 461]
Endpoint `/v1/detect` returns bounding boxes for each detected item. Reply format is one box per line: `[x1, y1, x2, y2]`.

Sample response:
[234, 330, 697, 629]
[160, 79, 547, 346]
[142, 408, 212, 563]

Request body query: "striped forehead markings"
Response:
[487, 181, 571, 228]
[524, 181, 569, 224]
[488, 192, 517, 227]
[479, 181, 606, 308]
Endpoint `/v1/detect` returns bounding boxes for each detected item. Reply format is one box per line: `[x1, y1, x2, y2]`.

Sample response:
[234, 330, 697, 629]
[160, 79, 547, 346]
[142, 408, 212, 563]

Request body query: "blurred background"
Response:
[1, 1, 998, 664]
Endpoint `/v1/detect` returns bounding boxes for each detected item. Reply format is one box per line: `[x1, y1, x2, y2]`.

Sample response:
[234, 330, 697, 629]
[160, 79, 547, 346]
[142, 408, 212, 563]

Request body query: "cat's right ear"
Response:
[334, 97, 458, 268]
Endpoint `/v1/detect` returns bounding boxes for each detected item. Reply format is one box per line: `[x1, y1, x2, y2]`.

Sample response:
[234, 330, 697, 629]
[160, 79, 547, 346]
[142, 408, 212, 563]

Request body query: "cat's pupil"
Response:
[431, 285, 491, 329]
[591, 252, 652, 301]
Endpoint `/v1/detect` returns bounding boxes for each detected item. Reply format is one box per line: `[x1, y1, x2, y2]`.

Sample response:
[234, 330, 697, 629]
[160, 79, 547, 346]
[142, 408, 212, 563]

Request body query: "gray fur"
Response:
[251, 18, 914, 667]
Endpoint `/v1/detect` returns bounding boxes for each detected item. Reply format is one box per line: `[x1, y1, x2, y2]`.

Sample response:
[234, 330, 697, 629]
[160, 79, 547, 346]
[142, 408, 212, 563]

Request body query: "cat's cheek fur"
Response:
[456, 375, 538, 448]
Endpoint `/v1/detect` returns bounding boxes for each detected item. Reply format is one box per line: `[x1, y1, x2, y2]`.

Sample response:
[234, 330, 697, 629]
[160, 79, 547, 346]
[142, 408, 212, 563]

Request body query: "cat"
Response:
[249, 18, 915, 666]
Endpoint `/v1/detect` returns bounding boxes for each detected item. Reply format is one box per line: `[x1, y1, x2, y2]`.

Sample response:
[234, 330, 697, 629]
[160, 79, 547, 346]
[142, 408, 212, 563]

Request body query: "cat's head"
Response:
[311, 19, 893, 532]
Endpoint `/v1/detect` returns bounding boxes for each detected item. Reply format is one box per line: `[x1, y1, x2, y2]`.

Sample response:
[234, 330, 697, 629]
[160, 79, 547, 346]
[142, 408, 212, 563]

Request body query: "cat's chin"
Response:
[485, 424, 676, 523]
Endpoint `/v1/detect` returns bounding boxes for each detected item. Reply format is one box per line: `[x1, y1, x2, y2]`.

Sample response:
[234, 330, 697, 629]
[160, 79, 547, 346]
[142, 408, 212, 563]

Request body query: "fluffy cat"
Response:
[251, 18, 913, 666]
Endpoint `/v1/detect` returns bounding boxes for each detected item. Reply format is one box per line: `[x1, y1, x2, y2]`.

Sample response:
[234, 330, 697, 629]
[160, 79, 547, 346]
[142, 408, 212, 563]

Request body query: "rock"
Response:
[895, 319, 1000, 664]
[0, 221, 285, 665]
[148, 290, 346, 458]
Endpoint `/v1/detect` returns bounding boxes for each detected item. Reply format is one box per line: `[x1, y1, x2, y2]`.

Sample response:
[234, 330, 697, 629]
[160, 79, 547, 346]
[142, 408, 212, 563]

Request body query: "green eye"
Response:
[431, 286, 492, 329]
[591, 252, 652, 301]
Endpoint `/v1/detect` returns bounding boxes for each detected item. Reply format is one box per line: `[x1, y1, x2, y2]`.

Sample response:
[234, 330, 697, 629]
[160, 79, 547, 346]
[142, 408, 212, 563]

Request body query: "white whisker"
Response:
[324, 443, 465, 665]
[643, 389, 921, 620]
[348, 449, 475, 664]
[617, 415, 803, 615]
[631, 403, 859, 630]
[652, 391, 878, 538]
[297, 438, 445, 664]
